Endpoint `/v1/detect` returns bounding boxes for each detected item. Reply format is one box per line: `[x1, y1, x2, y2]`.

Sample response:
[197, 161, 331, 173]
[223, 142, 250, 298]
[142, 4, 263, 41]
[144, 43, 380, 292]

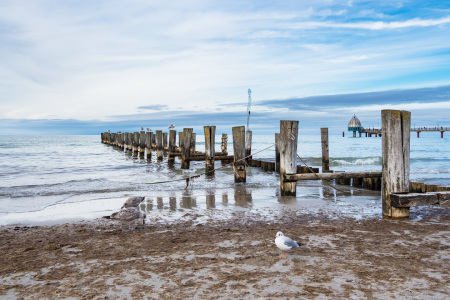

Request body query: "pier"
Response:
[102, 109, 449, 218]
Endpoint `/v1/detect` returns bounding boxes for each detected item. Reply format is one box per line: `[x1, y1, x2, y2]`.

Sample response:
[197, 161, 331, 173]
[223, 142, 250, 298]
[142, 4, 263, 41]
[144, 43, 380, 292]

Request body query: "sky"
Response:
[1, 0, 449, 135]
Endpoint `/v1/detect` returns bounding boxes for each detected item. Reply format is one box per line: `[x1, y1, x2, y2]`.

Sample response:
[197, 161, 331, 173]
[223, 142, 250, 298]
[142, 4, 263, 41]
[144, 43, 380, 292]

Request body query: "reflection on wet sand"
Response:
[234, 186, 252, 208]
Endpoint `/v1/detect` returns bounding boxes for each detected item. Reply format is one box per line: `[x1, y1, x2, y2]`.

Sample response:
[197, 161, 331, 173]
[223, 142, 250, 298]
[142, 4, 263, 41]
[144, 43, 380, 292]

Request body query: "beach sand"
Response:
[1, 207, 449, 299]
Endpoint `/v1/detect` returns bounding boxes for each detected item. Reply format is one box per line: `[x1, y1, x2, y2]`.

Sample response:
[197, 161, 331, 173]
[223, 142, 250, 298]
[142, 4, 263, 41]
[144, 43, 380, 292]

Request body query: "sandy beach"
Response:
[1, 206, 449, 299]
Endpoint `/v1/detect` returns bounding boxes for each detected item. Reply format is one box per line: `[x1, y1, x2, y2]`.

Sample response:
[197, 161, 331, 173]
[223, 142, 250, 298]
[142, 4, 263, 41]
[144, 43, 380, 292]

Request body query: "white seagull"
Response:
[110, 207, 146, 230]
[168, 124, 175, 129]
[275, 231, 301, 259]
[121, 196, 145, 209]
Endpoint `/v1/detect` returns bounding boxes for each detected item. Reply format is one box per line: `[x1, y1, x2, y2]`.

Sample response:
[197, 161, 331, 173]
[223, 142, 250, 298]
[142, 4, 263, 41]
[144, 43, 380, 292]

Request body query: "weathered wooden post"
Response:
[168, 130, 176, 163]
[127, 133, 132, 152]
[133, 132, 139, 157]
[139, 131, 145, 158]
[151, 134, 156, 150]
[280, 120, 299, 196]
[321, 128, 330, 173]
[382, 109, 411, 218]
[121, 133, 125, 150]
[156, 130, 163, 160]
[245, 130, 252, 163]
[204, 126, 216, 175]
[181, 128, 193, 169]
[163, 132, 168, 155]
[275, 133, 280, 173]
[232, 126, 246, 182]
[190, 133, 196, 154]
[179, 132, 184, 150]
[206, 193, 215, 209]
[145, 132, 152, 160]
[221, 134, 228, 154]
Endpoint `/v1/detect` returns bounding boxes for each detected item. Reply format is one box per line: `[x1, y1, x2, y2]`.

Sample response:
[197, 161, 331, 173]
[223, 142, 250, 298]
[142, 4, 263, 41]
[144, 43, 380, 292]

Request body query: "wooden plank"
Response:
[285, 171, 382, 181]
[390, 192, 450, 207]
[232, 126, 246, 182]
[382, 110, 411, 218]
[279, 120, 299, 195]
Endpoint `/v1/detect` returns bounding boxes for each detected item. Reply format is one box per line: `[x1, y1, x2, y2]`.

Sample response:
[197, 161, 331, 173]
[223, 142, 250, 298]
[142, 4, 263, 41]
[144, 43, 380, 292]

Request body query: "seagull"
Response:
[109, 207, 146, 230]
[121, 196, 145, 209]
[168, 124, 175, 129]
[275, 231, 301, 259]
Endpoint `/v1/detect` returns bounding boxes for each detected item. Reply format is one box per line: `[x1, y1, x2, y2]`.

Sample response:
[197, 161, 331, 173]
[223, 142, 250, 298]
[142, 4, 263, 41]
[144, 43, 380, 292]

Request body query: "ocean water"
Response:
[0, 133, 448, 225]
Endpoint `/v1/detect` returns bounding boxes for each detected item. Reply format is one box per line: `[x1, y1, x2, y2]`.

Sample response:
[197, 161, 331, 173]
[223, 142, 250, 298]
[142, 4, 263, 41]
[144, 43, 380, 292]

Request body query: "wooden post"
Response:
[181, 128, 193, 169]
[221, 134, 228, 154]
[204, 126, 216, 175]
[133, 132, 139, 157]
[156, 130, 163, 160]
[232, 126, 246, 182]
[382, 110, 411, 218]
[163, 132, 168, 155]
[145, 132, 152, 160]
[321, 128, 330, 173]
[151, 133, 156, 150]
[190, 133, 196, 154]
[275, 133, 280, 173]
[168, 130, 176, 163]
[139, 131, 145, 158]
[280, 120, 299, 196]
[179, 132, 184, 150]
[245, 130, 252, 163]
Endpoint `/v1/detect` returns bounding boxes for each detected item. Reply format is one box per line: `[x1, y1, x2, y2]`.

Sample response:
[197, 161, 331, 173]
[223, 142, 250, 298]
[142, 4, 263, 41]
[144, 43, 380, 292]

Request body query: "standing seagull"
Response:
[275, 231, 301, 259]
[110, 207, 146, 230]
[121, 196, 145, 209]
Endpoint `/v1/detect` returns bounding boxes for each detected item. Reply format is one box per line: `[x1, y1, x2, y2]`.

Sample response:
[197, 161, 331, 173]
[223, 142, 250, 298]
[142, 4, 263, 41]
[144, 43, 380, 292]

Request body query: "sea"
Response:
[0, 133, 448, 226]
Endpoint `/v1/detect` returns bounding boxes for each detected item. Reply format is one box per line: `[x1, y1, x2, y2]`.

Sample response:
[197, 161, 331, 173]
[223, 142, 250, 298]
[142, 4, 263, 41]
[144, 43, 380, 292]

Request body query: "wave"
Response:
[330, 157, 382, 166]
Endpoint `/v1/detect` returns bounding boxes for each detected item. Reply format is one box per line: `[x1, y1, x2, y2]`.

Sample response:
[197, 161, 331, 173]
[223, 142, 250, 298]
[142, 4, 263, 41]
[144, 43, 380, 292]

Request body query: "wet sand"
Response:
[1, 207, 449, 299]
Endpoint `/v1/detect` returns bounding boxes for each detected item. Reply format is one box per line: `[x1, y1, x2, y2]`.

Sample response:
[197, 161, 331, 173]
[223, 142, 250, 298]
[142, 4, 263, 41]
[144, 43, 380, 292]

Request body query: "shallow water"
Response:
[0, 133, 448, 225]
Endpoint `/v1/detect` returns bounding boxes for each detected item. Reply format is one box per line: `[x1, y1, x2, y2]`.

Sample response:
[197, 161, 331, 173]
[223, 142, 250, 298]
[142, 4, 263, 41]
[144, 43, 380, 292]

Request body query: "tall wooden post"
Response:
[321, 128, 330, 173]
[121, 133, 125, 150]
[181, 128, 193, 169]
[168, 130, 176, 163]
[204, 126, 216, 175]
[145, 132, 152, 160]
[382, 110, 411, 218]
[275, 133, 280, 173]
[280, 120, 299, 196]
[221, 134, 228, 154]
[245, 130, 252, 163]
[133, 132, 139, 157]
[139, 131, 145, 158]
[156, 130, 163, 160]
[232, 126, 246, 182]
[179, 132, 184, 150]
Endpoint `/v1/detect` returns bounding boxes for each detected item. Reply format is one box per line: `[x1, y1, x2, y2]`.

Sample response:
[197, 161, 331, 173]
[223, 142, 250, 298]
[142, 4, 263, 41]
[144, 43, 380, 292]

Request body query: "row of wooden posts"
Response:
[102, 110, 449, 218]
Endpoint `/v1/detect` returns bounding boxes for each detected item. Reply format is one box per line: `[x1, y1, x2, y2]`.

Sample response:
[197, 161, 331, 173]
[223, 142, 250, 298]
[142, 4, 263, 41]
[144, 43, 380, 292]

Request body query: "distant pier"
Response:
[347, 114, 449, 138]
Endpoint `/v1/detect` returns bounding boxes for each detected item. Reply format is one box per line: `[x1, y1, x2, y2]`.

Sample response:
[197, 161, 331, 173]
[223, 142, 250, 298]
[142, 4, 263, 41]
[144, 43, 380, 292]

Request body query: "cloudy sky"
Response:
[1, 0, 449, 134]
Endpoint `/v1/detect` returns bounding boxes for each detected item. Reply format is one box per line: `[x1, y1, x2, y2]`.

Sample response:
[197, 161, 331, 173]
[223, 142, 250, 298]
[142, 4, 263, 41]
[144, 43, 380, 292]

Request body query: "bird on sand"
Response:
[109, 207, 146, 230]
[275, 231, 301, 259]
[121, 196, 145, 209]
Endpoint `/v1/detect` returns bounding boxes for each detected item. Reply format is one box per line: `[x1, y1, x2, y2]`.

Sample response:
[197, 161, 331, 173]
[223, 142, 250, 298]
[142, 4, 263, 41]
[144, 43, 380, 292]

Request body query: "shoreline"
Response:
[1, 207, 449, 299]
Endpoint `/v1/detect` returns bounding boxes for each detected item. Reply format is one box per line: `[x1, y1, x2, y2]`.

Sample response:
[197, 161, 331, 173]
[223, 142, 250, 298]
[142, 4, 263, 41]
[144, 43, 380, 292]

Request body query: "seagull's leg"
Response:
[285, 252, 288, 259]
[280, 250, 283, 259]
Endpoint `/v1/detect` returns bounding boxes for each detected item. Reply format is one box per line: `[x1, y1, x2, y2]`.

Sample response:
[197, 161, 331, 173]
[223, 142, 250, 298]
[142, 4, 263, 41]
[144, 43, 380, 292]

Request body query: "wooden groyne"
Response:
[101, 110, 449, 218]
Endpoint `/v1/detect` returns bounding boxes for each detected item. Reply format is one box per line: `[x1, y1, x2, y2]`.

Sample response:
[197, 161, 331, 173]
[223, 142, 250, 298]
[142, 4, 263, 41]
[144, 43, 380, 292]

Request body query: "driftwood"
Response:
[390, 192, 450, 208]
